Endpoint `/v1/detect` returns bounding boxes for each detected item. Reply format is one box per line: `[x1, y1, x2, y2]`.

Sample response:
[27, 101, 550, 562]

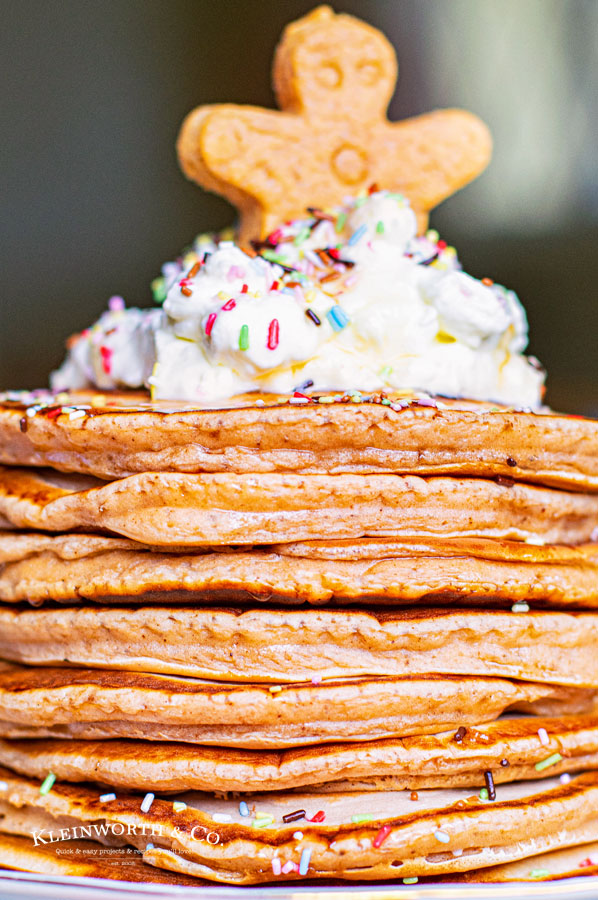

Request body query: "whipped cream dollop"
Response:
[51, 191, 545, 406]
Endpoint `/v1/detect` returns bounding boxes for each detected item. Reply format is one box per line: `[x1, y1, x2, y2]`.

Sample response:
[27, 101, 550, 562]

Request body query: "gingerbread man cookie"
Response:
[177, 6, 492, 243]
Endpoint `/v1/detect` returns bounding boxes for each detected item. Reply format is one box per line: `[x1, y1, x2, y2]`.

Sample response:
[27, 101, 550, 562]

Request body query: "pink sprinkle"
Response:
[221, 299, 236, 311]
[311, 675, 322, 685]
[227, 265, 246, 281]
[267, 319, 280, 350]
[293, 286, 305, 303]
[282, 861, 296, 874]
[344, 274, 358, 288]
[271, 857, 282, 876]
[99, 346, 112, 374]
[108, 295, 125, 311]
[373, 824, 391, 848]
[269, 228, 283, 245]
[205, 313, 217, 337]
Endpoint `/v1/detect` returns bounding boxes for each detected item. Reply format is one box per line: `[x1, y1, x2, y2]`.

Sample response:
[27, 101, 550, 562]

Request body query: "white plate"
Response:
[2, 871, 598, 900]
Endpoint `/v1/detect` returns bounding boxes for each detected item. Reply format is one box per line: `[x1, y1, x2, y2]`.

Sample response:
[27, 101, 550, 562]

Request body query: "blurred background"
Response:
[1, 0, 597, 412]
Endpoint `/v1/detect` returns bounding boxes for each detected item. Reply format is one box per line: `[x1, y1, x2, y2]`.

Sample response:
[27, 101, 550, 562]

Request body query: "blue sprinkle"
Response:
[347, 223, 367, 246]
[299, 847, 312, 875]
[239, 801, 250, 817]
[326, 306, 350, 331]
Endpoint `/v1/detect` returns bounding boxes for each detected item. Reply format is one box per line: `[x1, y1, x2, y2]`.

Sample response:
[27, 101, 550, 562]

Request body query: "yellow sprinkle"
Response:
[305, 290, 317, 303]
[217, 291, 229, 301]
[432, 261, 448, 270]
[317, 396, 335, 404]
[436, 332, 456, 344]
[255, 811, 272, 819]
[183, 252, 198, 267]
[269, 686, 282, 694]
[90, 395, 106, 408]
[55, 392, 70, 404]
[444, 246, 457, 257]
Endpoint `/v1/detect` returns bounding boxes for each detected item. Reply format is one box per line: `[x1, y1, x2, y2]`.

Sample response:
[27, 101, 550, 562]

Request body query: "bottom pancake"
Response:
[2, 766, 598, 883]
[0, 661, 593, 748]
[1, 713, 597, 793]
[1, 831, 598, 885]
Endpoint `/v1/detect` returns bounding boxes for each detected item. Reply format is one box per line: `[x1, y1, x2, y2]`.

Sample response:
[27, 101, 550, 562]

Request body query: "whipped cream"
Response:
[51, 191, 545, 406]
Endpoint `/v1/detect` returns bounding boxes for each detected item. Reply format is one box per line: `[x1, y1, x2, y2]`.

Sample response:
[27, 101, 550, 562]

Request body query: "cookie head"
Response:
[273, 6, 397, 120]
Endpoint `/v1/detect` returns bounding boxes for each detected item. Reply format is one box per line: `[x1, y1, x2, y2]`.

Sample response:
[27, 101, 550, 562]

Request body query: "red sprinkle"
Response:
[579, 858, 595, 868]
[308, 810, 325, 823]
[293, 391, 311, 400]
[437, 239, 447, 250]
[100, 346, 112, 374]
[241, 284, 248, 293]
[267, 318, 279, 350]
[221, 299, 236, 311]
[368, 182, 379, 194]
[373, 824, 391, 848]
[327, 248, 341, 260]
[270, 280, 279, 291]
[46, 407, 62, 419]
[205, 313, 217, 337]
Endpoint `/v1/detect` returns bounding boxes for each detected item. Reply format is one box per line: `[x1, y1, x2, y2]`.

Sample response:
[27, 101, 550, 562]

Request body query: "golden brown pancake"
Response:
[3, 531, 598, 608]
[0, 661, 591, 748]
[2, 765, 598, 883]
[2, 390, 598, 490]
[0, 713, 596, 793]
[1, 466, 597, 546]
[0, 832, 203, 884]
[2, 605, 598, 687]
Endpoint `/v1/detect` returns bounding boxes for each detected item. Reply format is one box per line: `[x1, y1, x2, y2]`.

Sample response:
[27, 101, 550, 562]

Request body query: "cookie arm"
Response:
[177, 105, 302, 243]
[380, 109, 492, 231]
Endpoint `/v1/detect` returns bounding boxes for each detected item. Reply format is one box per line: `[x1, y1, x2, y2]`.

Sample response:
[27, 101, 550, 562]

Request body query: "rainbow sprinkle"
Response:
[39, 773, 56, 795]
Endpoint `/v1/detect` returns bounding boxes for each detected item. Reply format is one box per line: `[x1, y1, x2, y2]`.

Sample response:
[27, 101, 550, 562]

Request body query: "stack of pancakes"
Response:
[0, 388, 597, 885]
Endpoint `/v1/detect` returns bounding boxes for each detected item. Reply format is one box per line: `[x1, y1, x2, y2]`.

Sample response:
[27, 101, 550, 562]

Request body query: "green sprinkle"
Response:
[151, 277, 167, 304]
[239, 324, 249, 351]
[354, 196, 367, 208]
[379, 365, 393, 377]
[261, 249, 288, 265]
[381, 398, 392, 406]
[376, 220, 385, 234]
[529, 869, 551, 878]
[40, 773, 56, 795]
[335, 211, 347, 233]
[351, 814, 373, 824]
[252, 816, 274, 828]
[294, 226, 311, 246]
[535, 752, 563, 772]
[479, 788, 489, 800]
[403, 877, 418, 884]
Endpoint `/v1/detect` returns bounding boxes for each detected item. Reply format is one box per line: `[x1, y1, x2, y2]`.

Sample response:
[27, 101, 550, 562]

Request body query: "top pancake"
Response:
[2, 390, 598, 489]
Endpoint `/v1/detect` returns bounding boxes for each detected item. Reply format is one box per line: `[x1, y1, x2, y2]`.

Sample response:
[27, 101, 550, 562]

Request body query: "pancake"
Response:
[0, 662, 590, 748]
[3, 531, 598, 608]
[2, 390, 598, 491]
[1, 466, 597, 547]
[1, 713, 597, 793]
[0, 832, 204, 885]
[2, 765, 598, 883]
[2, 605, 598, 687]
[2, 831, 597, 885]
